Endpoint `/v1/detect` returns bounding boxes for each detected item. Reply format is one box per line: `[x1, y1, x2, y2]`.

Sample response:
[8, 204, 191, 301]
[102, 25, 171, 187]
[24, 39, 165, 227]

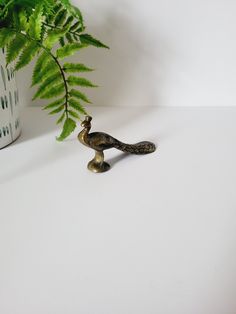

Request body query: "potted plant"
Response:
[0, 0, 108, 148]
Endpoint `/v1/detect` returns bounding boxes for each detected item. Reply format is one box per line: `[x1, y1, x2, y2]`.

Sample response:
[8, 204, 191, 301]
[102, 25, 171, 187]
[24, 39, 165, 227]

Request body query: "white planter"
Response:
[0, 48, 21, 149]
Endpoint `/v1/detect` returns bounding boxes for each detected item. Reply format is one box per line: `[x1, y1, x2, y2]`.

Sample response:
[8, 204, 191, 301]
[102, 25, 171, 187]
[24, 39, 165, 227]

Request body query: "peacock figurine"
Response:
[78, 116, 156, 173]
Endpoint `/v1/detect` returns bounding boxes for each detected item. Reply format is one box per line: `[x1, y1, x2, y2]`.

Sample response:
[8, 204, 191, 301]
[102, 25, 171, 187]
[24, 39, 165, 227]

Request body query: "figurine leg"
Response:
[88, 151, 110, 173]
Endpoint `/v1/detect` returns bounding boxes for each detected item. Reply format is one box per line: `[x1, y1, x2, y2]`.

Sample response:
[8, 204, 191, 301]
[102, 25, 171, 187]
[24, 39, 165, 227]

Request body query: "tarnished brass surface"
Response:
[78, 116, 156, 173]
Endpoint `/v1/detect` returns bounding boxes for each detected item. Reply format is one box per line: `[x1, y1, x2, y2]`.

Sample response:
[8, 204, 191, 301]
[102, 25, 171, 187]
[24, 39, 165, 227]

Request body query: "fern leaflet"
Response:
[67, 76, 98, 88]
[6, 34, 28, 64]
[63, 63, 93, 73]
[69, 89, 91, 104]
[56, 43, 87, 59]
[57, 118, 77, 141]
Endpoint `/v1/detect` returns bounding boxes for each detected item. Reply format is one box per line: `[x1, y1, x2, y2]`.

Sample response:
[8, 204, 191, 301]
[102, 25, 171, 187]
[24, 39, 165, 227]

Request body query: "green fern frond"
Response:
[65, 32, 74, 43]
[32, 60, 59, 86]
[43, 27, 69, 48]
[72, 34, 79, 41]
[71, 6, 85, 31]
[59, 1, 85, 31]
[6, 34, 28, 64]
[59, 37, 65, 47]
[57, 117, 77, 141]
[49, 105, 64, 115]
[69, 89, 91, 104]
[63, 63, 93, 73]
[15, 42, 40, 71]
[70, 21, 81, 32]
[80, 34, 109, 49]
[69, 98, 87, 115]
[40, 83, 65, 99]
[55, 9, 68, 26]
[33, 72, 63, 100]
[56, 43, 87, 59]
[0, 28, 15, 48]
[29, 4, 43, 40]
[63, 15, 73, 28]
[0, 0, 54, 14]
[67, 76, 98, 88]
[43, 97, 65, 110]
[32, 51, 51, 86]
[0, 0, 109, 141]
[19, 10, 29, 31]
[68, 109, 80, 119]
[57, 112, 66, 124]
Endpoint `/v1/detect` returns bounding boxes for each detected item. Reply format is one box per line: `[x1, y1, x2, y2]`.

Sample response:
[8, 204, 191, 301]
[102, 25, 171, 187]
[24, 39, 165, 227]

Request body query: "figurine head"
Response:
[81, 116, 92, 128]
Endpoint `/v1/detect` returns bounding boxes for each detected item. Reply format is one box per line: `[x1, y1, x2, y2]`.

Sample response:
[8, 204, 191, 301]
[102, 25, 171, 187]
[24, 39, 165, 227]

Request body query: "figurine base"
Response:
[87, 160, 111, 173]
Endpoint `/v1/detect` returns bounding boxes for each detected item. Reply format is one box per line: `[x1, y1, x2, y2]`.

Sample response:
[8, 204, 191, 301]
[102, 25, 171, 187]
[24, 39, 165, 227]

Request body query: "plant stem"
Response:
[47, 51, 69, 118]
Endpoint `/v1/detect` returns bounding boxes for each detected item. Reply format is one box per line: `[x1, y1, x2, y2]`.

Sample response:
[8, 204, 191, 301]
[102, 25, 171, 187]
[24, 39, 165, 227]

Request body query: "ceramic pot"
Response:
[0, 48, 21, 149]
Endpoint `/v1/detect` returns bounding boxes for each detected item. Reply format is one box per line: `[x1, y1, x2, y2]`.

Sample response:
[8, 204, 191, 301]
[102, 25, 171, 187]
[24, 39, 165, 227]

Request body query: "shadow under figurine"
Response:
[78, 116, 156, 173]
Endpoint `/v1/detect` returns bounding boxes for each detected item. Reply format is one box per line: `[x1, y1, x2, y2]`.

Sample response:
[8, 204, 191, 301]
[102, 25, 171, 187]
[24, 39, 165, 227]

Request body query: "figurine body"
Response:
[78, 116, 156, 173]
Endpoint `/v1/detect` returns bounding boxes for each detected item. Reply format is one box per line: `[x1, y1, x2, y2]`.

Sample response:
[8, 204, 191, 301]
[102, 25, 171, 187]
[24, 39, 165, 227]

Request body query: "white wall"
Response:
[18, 0, 236, 107]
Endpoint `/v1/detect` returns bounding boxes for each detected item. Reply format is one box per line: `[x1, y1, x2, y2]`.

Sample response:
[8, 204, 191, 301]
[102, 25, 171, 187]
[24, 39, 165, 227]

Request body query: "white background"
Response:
[2, 2, 236, 314]
[0, 106, 236, 314]
[18, 0, 236, 107]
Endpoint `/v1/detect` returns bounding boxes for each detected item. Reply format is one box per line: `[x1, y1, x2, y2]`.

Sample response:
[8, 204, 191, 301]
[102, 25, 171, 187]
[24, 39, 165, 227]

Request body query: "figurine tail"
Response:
[113, 140, 156, 155]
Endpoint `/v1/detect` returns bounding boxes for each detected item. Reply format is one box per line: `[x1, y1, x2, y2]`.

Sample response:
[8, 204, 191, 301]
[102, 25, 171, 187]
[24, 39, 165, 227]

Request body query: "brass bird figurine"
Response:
[78, 116, 156, 173]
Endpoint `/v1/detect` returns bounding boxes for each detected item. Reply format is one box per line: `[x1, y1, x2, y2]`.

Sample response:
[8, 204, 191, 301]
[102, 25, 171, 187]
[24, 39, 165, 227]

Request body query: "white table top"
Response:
[0, 106, 236, 314]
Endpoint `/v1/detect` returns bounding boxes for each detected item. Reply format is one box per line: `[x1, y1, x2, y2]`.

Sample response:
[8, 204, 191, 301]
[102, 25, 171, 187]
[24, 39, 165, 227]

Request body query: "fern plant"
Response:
[0, 0, 108, 140]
